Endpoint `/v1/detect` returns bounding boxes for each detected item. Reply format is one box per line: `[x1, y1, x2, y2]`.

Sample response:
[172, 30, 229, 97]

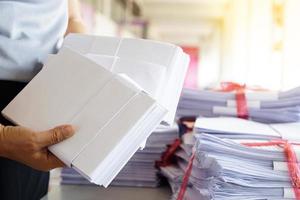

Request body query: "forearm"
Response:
[66, 0, 87, 35]
[65, 19, 87, 35]
[0, 124, 6, 157]
[0, 125, 17, 158]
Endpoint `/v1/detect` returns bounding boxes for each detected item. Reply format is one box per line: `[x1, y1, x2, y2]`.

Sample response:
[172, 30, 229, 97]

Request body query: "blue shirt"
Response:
[0, 0, 68, 81]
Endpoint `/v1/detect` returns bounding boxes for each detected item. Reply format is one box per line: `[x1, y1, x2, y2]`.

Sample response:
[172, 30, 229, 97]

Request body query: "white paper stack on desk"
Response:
[194, 117, 300, 141]
[177, 87, 300, 123]
[1, 34, 189, 187]
[161, 117, 300, 200]
[61, 125, 179, 187]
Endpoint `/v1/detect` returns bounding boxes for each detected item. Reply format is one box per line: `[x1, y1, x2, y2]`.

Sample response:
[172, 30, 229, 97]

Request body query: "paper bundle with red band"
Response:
[219, 82, 254, 119]
[244, 140, 300, 199]
[177, 83, 300, 123]
[160, 117, 300, 200]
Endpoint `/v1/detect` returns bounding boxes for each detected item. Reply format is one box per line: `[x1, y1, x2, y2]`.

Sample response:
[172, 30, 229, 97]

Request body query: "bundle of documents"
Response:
[1, 34, 189, 187]
[161, 117, 300, 200]
[194, 117, 300, 141]
[63, 34, 190, 125]
[177, 87, 300, 123]
[60, 125, 179, 187]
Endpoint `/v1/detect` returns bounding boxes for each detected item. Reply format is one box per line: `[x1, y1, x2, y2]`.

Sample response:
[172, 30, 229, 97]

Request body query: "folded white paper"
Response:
[2, 48, 167, 187]
[63, 34, 190, 125]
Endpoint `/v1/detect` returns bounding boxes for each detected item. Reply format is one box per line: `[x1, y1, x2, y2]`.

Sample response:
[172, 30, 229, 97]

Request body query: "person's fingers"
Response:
[43, 152, 66, 171]
[37, 125, 75, 148]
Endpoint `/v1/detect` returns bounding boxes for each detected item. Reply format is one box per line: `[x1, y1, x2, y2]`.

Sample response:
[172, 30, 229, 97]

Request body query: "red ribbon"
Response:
[243, 140, 300, 199]
[176, 139, 300, 200]
[156, 139, 182, 167]
[177, 151, 195, 200]
[219, 82, 249, 119]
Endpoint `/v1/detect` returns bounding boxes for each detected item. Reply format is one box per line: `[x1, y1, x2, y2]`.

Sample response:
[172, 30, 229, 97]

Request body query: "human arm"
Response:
[65, 0, 87, 35]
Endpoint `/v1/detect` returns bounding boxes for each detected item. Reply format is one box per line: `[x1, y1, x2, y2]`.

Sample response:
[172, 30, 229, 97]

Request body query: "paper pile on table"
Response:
[161, 117, 300, 200]
[177, 87, 300, 123]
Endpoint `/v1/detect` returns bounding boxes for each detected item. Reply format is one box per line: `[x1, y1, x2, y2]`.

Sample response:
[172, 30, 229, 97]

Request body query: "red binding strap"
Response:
[243, 140, 300, 199]
[156, 139, 182, 167]
[220, 82, 249, 119]
[177, 151, 195, 200]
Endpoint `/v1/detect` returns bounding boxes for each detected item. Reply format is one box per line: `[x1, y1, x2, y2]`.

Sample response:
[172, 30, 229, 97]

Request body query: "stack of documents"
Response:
[161, 117, 300, 200]
[1, 34, 189, 187]
[194, 117, 300, 141]
[60, 125, 179, 187]
[63, 34, 190, 125]
[177, 87, 300, 123]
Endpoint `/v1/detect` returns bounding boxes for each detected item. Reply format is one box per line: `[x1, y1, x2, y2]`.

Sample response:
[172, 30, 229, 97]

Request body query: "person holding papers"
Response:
[0, 0, 85, 199]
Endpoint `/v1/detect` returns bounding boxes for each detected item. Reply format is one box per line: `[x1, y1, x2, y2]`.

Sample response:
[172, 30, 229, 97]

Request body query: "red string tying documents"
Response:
[156, 139, 181, 167]
[243, 140, 300, 199]
[177, 151, 195, 200]
[219, 82, 249, 119]
[157, 118, 196, 168]
[176, 139, 300, 200]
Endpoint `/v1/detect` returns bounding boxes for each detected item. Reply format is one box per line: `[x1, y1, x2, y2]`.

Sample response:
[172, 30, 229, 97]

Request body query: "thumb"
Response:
[46, 152, 66, 170]
[38, 125, 75, 147]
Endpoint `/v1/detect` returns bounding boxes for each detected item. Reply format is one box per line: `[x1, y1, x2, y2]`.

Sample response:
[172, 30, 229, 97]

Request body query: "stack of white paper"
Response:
[0, 36, 190, 187]
[160, 117, 300, 200]
[2, 48, 167, 187]
[60, 125, 179, 187]
[194, 117, 300, 141]
[177, 88, 300, 123]
[63, 34, 190, 125]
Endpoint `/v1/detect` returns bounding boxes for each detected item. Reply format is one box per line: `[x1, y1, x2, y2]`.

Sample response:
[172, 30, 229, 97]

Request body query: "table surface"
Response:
[42, 185, 172, 200]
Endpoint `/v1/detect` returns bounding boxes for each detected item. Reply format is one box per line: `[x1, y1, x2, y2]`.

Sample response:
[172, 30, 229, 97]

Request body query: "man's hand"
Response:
[0, 125, 75, 171]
